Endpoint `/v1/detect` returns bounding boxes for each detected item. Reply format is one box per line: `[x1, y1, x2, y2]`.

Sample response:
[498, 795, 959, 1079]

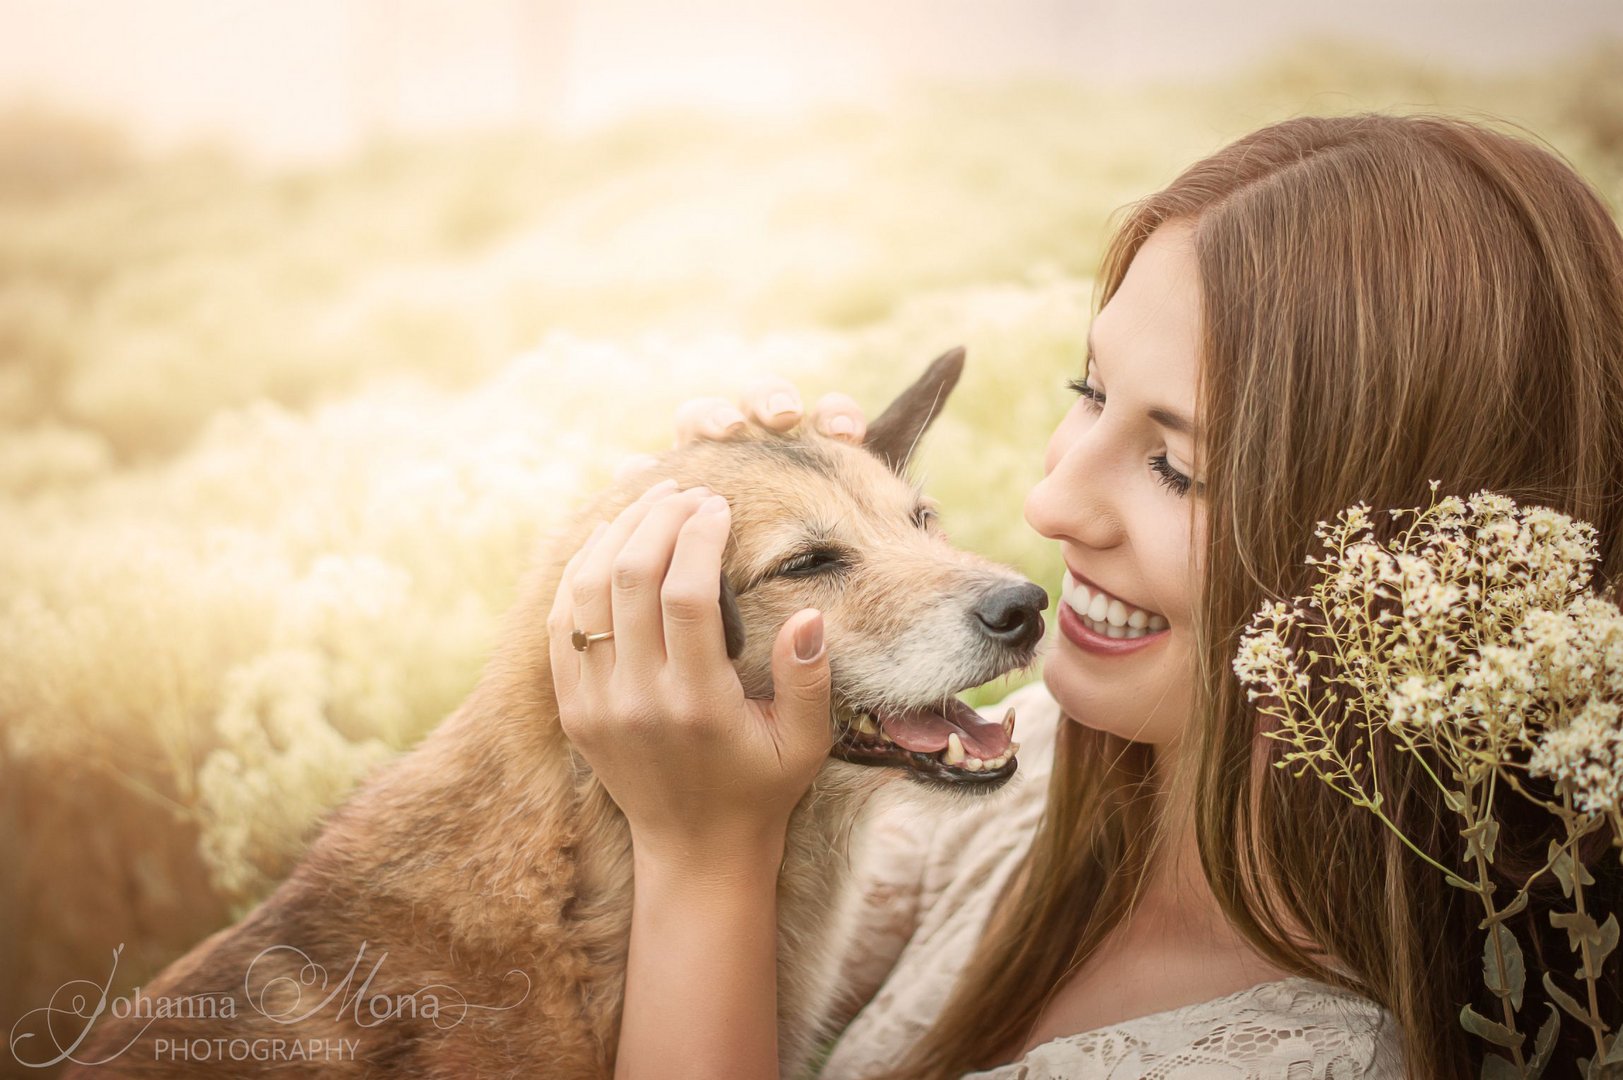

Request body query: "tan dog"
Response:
[63, 348, 1046, 1078]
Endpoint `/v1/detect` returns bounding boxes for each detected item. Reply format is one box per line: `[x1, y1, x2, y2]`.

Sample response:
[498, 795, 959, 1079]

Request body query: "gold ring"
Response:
[571, 628, 615, 652]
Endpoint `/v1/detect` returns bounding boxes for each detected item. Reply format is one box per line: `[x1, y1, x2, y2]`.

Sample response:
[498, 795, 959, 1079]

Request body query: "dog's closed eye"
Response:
[778, 548, 848, 577]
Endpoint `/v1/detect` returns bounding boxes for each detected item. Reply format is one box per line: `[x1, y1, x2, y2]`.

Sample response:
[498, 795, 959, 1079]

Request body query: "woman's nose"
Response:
[1023, 438, 1120, 549]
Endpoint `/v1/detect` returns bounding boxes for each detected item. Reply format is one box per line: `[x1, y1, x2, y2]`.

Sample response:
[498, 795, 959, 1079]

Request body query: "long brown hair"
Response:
[873, 114, 1623, 1078]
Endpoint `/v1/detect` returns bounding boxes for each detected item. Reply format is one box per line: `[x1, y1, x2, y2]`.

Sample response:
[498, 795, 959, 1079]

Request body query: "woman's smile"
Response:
[1057, 567, 1171, 655]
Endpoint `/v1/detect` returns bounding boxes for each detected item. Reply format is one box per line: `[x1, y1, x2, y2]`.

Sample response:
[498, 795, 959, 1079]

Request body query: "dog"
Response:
[62, 347, 1048, 1078]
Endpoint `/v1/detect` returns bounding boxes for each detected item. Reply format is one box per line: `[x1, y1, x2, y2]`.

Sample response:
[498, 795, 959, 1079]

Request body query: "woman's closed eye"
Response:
[1064, 377, 1197, 498]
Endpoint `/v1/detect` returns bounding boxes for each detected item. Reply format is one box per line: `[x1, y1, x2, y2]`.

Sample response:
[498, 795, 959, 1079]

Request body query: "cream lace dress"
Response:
[815, 680, 1407, 1080]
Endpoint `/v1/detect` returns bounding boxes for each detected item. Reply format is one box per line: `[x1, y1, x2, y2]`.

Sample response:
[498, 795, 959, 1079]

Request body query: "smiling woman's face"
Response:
[1023, 218, 1207, 748]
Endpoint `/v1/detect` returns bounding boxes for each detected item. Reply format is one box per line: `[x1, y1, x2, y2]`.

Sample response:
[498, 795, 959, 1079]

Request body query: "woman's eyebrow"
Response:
[1086, 329, 1197, 437]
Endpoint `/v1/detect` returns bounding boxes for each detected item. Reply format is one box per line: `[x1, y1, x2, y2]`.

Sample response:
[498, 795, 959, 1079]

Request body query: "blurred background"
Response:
[2, 0, 1621, 1070]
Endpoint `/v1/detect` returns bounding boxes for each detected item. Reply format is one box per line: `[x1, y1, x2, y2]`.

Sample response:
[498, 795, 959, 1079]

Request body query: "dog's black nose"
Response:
[971, 582, 1048, 650]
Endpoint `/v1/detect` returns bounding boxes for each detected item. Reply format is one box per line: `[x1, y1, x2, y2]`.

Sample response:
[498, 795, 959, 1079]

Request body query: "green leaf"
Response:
[1483, 924, 1527, 1011]
[1552, 843, 1598, 899]
[1480, 1053, 1520, 1080]
[1482, 891, 1531, 929]
[1605, 1030, 1623, 1065]
[1461, 1003, 1524, 1050]
[1528, 1004, 1561, 1079]
[1446, 790, 1470, 814]
[1552, 910, 1603, 955]
[1582, 1056, 1623, 1080]
[1595, 914, 1620, 973]
[1464, 819, 1502, 863]
[1446, 872, 1481, 891]
[1545, 971, 1593, 1025]
[1553, 842, 1576, 899]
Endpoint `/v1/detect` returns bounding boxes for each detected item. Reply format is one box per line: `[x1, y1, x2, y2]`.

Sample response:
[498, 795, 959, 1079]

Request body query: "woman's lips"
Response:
[1057, 599, 1169, 656]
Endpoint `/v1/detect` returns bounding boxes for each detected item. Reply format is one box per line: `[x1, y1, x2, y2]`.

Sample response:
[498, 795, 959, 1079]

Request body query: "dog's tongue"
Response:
[875, 698, 1011, 758]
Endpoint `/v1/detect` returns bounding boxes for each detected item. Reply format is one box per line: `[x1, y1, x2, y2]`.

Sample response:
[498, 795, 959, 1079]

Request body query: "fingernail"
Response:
[710, 406, 746, 433]
[825, 414, 856, 437]
[794, 611, 824, 661]
[699, 494, 729, 514]
[767, 392, 800, 418]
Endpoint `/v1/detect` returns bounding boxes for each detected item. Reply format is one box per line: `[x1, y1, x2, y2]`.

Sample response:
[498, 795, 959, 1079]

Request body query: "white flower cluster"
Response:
[1234, 482, 1623, 816]
[1529, 699, 1623, 814]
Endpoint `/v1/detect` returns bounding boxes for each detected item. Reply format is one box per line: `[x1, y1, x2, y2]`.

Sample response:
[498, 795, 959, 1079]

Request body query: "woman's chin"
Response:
[1042, 657, 1183, 746]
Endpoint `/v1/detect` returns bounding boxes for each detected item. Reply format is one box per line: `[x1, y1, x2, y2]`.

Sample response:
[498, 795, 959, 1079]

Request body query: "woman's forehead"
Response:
[1091, 222, 1202, 431]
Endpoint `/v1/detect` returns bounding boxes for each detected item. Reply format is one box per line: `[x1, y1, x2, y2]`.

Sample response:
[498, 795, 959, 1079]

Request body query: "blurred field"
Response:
[3, 41, 1622, 1052]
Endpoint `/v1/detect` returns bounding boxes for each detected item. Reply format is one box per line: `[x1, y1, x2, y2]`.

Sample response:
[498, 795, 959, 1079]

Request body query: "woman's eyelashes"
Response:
[1064, 376, 1197, 498]
[1149, 454, 1193, 496]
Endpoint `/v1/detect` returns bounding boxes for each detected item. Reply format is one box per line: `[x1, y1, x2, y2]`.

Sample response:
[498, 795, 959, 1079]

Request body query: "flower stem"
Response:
[1468, 781, 1527, 1073]
[1561, 792, 1609, 1063]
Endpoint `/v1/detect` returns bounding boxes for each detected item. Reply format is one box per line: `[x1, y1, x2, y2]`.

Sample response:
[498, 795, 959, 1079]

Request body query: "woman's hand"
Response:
[674, 376, 870, 444]
[612, 376, 871, 481]
[549, 381, 864, 1080]
[547, 478, 834, 867]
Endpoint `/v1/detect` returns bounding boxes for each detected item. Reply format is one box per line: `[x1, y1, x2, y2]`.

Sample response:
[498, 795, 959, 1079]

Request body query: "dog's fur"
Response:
[65, 349, 1045, 1078]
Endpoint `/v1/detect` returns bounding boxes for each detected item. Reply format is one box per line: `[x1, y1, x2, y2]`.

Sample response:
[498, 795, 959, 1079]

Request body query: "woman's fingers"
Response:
[610, 486, 715, 673]
[674, 396, 747, 446]
[547, 521, 608, 714]
[807, 391, 866, 443]
[571, 478, 680, 671]
[739, 377, 804, 432]
[661, 495, 734, 676]
[671, 381, 866, 446]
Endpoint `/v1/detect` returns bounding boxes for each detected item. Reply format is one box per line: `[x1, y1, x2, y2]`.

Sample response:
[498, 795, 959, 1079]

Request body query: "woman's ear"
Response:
[864, 346, 965, 475]
[719, 572, 746, 660]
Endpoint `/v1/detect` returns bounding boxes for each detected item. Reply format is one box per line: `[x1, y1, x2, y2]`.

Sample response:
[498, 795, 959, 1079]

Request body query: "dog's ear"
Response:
[864, 346, 965, 475]
[719, 572, 746, 660]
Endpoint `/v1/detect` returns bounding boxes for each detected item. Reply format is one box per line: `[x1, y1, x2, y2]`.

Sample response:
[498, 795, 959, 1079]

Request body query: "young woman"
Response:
[548, 114, 1623, 1078]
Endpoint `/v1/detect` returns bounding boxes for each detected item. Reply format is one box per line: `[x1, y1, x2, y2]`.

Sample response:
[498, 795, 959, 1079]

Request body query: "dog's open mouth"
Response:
[831, 698, 1019, 786]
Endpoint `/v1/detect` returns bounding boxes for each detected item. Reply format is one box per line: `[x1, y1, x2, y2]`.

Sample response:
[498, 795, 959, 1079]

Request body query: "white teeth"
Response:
[1106, 624, 1124, 639]
[856, 713, 879, 735]
[1002, 707, 1016, 739]
[944, 732, 966, 765]
[964, 757, 984, 772]
[1062, 569, 1166, 634]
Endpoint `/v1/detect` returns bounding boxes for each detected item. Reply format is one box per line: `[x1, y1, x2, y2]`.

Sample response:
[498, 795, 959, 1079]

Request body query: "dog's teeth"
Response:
[878, 726, 893, 744]
[943, 732, 965, 765]
[856, 713, 879, 736]
[964, 756, 984, 772]
[1002, 707, 1015, 739]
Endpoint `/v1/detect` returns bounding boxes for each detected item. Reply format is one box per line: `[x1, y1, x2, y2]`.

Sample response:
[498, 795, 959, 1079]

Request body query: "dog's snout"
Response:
[971, 581, 1048, 650]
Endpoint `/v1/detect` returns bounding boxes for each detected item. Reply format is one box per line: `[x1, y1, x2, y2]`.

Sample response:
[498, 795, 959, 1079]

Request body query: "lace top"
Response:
[817, 680, 1406, 1080]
